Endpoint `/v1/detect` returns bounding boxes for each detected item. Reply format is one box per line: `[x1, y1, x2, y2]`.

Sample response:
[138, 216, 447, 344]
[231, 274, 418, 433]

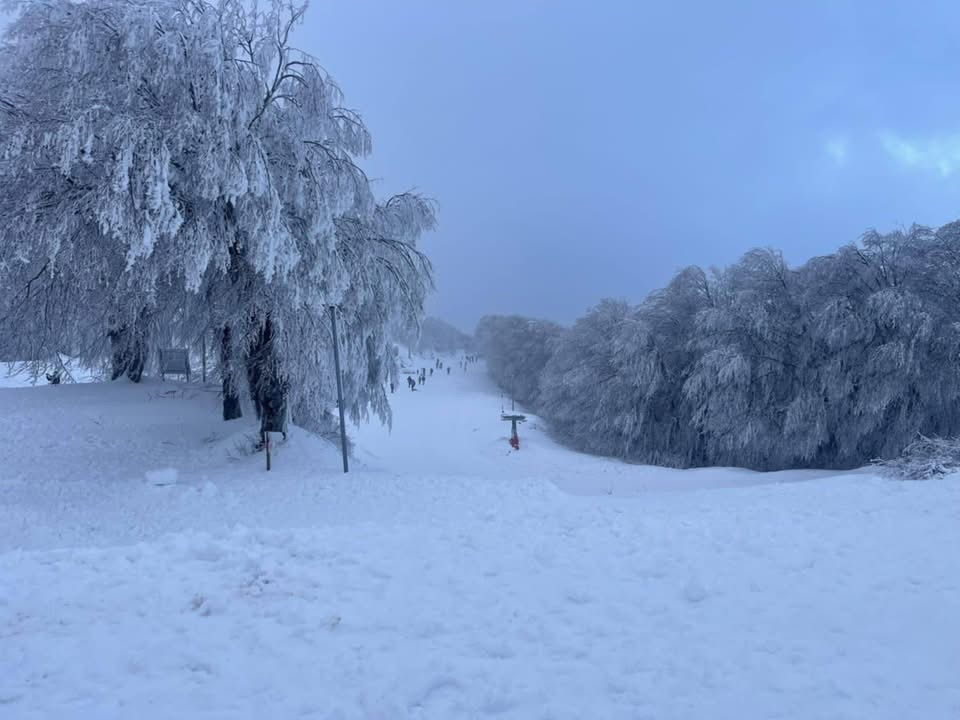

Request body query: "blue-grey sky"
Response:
[300, 0, 960, 332]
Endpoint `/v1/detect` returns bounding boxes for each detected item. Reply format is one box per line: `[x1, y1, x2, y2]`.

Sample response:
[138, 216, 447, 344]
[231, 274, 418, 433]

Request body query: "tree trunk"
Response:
[246, 321, 265, 422]
[109, 327, 128, 380]
[108, 316, 148, 383]
[245, 315, 287, 434]
[126, 322, 146, 382]
[221, 324, 242, 421]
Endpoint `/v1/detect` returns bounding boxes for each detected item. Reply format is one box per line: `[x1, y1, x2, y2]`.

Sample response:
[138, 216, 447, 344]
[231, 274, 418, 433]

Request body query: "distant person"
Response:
[447, 367, 451, 375]
[430, 368, 434, 377]
[407, 376, 416, 390]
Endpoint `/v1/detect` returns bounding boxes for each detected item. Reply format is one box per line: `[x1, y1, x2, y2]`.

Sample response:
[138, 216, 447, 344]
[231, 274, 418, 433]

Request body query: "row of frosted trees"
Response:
[478, 224, 960, 470]
[0, 0, 433, 430]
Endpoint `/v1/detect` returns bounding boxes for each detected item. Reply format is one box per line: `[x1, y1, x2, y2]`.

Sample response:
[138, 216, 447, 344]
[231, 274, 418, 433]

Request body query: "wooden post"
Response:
[330, 305, 349, 474]
[265, 431, 271, 471]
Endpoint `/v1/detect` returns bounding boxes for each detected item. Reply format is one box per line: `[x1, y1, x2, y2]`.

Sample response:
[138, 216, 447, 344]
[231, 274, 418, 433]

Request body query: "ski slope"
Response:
[353, 360, 859, 494]
[1, 358, 959, 719]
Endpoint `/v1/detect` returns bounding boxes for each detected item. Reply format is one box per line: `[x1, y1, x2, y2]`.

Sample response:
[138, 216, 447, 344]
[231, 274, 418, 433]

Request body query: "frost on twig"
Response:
[875, 435, 960, 480]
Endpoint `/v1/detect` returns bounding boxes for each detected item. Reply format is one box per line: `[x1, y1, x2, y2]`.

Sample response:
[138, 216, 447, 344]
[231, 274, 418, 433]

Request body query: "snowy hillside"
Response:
[1, 360, 959, 718]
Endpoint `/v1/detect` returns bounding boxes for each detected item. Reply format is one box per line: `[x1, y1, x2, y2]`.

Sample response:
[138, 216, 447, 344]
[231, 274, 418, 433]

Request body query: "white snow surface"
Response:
[1, 360, 959, 718]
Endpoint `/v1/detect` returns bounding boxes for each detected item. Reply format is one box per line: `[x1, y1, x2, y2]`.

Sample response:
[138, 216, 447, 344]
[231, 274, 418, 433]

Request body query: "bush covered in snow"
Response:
[876, 435, 960, 480]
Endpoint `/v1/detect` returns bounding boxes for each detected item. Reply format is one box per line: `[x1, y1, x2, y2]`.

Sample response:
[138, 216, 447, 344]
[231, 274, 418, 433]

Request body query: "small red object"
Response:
[509, 434, 519, 450]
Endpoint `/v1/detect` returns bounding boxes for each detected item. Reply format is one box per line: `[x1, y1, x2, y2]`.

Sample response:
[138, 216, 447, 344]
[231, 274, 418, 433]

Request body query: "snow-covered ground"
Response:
[1, 358, 959, 718]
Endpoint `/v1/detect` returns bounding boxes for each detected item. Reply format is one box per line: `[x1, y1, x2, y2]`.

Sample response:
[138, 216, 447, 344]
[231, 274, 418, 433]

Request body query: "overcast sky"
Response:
[298, 0, 960, 331]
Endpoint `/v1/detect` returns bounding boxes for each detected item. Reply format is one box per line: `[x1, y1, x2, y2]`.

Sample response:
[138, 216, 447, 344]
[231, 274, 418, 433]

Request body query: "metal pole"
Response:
[201, 334, 207, 383]
[330, 305, 349, 473]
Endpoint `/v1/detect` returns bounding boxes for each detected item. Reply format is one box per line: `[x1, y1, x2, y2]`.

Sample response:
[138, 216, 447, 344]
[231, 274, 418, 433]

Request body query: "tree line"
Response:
[477, 224, 960, 470]
[402, 317, 474, 356]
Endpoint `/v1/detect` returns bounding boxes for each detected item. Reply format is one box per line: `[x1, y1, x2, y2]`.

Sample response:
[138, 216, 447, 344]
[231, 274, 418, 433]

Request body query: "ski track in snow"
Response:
[1, 358, 959, 718]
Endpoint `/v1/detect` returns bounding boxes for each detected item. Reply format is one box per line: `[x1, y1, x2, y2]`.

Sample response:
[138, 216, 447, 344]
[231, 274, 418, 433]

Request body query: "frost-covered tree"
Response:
[0, 0, 433, 427]
[402, 317, 473, 355]
[537, 270, 716, 467]
[520, 225, 960, 471]
[632, 265, 718, 465]
[474, 315, 564, 408]
[538, 300, 664, 458]
[681, 248, 809, 468]
[791, 227, 960, 467]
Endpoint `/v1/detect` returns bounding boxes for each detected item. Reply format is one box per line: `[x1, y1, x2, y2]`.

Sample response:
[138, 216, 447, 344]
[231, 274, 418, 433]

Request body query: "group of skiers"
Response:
[388, 354, 478, 393]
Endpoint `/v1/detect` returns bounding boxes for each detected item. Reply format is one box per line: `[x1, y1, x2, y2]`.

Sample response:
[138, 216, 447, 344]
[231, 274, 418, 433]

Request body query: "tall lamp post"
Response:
[329, 305, 349, 473]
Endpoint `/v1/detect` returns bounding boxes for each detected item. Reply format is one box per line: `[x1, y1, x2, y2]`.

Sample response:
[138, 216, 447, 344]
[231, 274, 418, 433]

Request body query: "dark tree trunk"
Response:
[246, 360, 263, 420]
[109, 327, 128, 381]
[126, 323, 146, 382]
[245, 316, 287, 435]
[109, 317, 148, 383]
[246, 322, 265, 422]
[220, 212, 245, 421]
[221, 324, 242, 421]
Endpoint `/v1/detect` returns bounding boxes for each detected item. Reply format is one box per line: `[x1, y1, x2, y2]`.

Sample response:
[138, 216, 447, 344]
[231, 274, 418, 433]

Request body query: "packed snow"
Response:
[1, 358, 959, 719]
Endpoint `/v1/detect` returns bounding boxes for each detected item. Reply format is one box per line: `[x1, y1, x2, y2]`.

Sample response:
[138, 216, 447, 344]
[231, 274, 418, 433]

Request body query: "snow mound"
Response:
[145, 468, 179, 486]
